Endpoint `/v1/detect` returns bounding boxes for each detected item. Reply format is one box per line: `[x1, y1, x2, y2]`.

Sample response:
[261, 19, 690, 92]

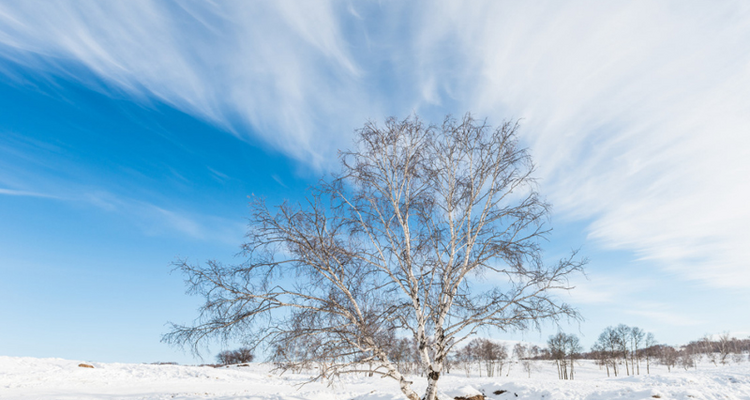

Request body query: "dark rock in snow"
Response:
[454, 396, 485, 400]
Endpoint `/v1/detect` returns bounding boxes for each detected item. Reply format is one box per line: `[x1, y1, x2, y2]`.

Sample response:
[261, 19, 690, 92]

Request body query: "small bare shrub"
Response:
[217, 347, 255, 365]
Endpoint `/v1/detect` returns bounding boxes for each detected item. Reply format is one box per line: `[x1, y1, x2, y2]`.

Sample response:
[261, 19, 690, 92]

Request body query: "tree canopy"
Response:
[164, 114, 585, 400]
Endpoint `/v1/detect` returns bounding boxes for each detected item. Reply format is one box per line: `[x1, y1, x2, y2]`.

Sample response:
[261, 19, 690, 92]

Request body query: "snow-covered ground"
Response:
[2, 356, 749, 400]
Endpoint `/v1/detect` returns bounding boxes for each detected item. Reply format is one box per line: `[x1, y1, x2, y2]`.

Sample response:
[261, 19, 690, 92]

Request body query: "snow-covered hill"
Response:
[1, 356, 749, 400]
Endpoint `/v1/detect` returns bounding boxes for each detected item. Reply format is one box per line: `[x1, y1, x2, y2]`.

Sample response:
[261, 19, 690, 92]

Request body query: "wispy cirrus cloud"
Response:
[0, 0, 367, 168]
[412, 2, 750, 289]
[1, 1, 750, 290]
[625, 306, 704, 328]
[0, 182, 243, 245]
[0, 188, 60, 199]
[82, 190, 246, 244]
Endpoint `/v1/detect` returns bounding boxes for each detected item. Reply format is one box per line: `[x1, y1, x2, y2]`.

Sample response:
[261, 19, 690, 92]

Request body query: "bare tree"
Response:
[493, 342, 510, 377]
[476, 339, 494, 377]
[513, 343, 537, 378]
[455, 338, 508, 378]
[590, 342, 610, 376]
[678, 346, 698, 370]
[698, 335, 718, 366]
[615, 325, 632, 375]
[454, 343, 476, 377]
[388, 337, 419, 375]
[657, 345, 678, 372]
[717, 332, 732, 365]
[730, 337, 745, 364]
[548, 332, 581, 380]
[630, 327, 645, 375]
[593, 326, 623, 377]
[642, 332, 657, 374]
[164, 114, 584, 400]
[217, 347, 255, 365]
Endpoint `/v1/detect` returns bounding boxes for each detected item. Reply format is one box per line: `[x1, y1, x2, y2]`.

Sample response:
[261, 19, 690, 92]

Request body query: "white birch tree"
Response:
[164, 114, 585, 400]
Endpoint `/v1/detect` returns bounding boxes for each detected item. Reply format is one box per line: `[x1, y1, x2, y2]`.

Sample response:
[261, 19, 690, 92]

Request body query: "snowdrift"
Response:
[1, 356, 749, 400]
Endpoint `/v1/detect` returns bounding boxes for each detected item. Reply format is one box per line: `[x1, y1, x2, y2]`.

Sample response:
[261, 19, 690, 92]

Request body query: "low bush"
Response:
[217, 347, 254, 365]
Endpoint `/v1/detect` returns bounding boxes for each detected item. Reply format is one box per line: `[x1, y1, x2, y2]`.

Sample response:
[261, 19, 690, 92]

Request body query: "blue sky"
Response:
[1, 1, 749, 364]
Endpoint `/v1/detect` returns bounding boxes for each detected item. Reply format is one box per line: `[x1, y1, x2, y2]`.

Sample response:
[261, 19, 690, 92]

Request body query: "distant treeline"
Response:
[535, 327, 750, 378]
[372, 327, 750, 380]
[159, 330, 750, 381]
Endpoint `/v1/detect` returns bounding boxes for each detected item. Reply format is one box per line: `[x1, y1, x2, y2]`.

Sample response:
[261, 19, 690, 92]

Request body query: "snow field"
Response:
[1, 356, 749, 400]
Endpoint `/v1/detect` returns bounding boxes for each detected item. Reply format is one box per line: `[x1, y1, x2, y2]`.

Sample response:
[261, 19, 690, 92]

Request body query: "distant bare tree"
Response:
[678, 346, 698, 370]
[548, 332, 581, 380]
[456, 338, 507, 378]
[593, 326, 623, 377]
[217, 347, 255, 365]
[731, 337, 745, 364]
[491, 342, 509, 377]
[164, 114, 585, 400]
[590, 342, 609, 375]
[717, 332, 732, 365]
[472, 339, 491, 377]
[531, 345, 541, 359]
[614, 325, 632, 375]
[677, 351, 692, 370]
[454, 343, 476, 377]
[642, 332, 657, 374]
[700, 335, 719, 366]
[216, 350, 232, 365]
[629, 326, 645, 375]
[513, 343, 538, 378]
[269, 334, 320, 373]
[657, 345, 678, 372]
[388, 337, 419, 375]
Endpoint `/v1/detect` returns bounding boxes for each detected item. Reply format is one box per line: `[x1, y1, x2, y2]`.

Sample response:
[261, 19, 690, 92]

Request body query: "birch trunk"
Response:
[423, 370, 441, 400]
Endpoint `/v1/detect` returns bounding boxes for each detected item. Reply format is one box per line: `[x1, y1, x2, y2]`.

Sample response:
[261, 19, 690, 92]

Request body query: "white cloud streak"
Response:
[1, 1, 750, 288]
[625, 304, 704, 327]
[0, 188, 60, 199]
[413, 1, 750, 289]
[0, 182, 243, 245]
[87, 192, 246, 245]
[0, 0, 366, 168]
